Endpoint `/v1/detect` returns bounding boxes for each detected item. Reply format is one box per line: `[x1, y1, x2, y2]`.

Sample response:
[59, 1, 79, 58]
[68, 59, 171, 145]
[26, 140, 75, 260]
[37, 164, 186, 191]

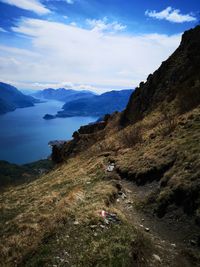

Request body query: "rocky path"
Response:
[115, 179, 197, 267]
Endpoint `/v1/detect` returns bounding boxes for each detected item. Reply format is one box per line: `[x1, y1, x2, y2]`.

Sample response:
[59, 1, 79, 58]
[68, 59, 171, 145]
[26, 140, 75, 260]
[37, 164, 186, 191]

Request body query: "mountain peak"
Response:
[120, 25, 200, 126]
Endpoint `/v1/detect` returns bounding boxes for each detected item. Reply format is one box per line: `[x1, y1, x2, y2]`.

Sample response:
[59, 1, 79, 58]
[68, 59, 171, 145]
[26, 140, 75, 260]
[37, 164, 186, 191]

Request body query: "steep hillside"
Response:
[0, 82, 38, 114]
[121, 26, 200, 125]
[55, 26, 200, 217]
[0, 26, 200, 267]
[1, 107, 200, 266]
[47, 26, 200, 264]
[2, 153, 195, 267]
[32, 88, 95, 102]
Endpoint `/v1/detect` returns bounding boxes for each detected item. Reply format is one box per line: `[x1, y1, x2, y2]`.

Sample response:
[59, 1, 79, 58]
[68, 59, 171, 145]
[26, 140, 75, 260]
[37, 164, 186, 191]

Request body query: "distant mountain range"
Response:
[0, 82, 133, 118]
[44, 89, 133, 119]
[31, 88, 95, 102]
[0, 82, 39, 115]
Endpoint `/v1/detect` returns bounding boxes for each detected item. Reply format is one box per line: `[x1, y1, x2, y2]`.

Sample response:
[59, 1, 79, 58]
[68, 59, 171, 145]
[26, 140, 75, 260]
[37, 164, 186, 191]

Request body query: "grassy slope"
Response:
[115, 107, 200, 219]
[0, 155, 139, 266]
[0, 106, 200, 267]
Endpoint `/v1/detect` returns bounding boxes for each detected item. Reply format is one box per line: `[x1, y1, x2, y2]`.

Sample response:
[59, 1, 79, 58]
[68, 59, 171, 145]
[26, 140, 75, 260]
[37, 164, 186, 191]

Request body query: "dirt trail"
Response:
[115, 179, 198, 267]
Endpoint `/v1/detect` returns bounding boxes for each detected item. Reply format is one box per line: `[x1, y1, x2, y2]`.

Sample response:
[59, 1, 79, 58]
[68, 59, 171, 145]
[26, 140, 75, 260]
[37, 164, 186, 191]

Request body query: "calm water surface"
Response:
[0, 100, 96, 164]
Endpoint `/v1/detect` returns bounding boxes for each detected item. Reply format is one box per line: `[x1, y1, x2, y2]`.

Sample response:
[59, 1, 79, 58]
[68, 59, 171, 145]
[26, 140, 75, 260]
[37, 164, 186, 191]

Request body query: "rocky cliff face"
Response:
[51, 115, 112, 162]
[121, 26, 200, 126]
[51, 26, 200, 163]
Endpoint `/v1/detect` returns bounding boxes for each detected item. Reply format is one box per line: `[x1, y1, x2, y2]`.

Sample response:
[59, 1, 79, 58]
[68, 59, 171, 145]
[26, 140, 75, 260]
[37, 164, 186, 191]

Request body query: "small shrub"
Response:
[120, 125, 143, 147]
[144, 115, 163, 130]
[158, 105, 177, 136]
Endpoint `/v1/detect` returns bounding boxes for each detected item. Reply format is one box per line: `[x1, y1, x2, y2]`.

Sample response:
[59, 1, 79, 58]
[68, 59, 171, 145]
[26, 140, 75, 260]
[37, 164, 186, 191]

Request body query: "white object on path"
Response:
[106, 163, 115, 172]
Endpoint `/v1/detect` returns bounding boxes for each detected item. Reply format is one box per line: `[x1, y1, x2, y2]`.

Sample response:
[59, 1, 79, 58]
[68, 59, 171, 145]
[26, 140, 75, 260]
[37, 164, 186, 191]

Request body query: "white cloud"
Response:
[145, 6, 196, 23]
[45, 0, 75, 4]
[87, 17, 126, 33]
[31, 82, 98, 91]
[70, 22, 77, 27]
[0, 0, 50, 15]
[0, 27, 7, 32]
[64, 0, 74, 4]
[0, 18, 181, 93]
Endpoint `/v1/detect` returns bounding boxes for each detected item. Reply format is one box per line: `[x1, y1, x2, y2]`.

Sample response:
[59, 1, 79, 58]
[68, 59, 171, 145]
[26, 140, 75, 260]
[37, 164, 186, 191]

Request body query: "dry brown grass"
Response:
[0, 155, 120, 266]
[119, 124, 144, 147]
[158, 105, 178, 136]
[0, 146, 158, 267]
[115, 106, 200, 218]
[1, 105, 199, 266]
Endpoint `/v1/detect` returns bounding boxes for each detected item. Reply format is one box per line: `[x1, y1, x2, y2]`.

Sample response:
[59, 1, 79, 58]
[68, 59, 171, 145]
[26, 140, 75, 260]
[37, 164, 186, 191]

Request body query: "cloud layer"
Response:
[145, 7, 196, 23]
[86, 17, 126, 33]
[0, 27, 7, 32]
[0, 0, 51, 14]
[0, 18, 181, 92]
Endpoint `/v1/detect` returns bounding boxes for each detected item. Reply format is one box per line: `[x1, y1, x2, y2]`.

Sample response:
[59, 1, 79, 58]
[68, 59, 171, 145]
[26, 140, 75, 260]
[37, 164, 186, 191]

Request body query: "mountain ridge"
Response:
[121, 25, 200, 126]
[57, 89, 133, 118]
[0, 82, 39, 114]
[42, 89, 133, 119]
[31, 87, 96, 102]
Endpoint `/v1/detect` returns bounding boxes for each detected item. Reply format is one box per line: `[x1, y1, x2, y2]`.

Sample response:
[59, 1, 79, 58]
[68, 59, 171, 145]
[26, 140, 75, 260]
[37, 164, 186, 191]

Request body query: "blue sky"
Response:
[0, 0, 199, 92]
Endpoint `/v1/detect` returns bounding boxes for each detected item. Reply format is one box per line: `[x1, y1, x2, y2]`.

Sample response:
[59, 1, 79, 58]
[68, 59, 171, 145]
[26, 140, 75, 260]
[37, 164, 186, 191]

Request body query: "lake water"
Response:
[0, 100, 96, 164]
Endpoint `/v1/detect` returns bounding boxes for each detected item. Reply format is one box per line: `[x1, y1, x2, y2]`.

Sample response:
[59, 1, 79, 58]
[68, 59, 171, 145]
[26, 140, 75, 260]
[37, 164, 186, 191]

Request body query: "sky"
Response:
[0, 0, 199, 92]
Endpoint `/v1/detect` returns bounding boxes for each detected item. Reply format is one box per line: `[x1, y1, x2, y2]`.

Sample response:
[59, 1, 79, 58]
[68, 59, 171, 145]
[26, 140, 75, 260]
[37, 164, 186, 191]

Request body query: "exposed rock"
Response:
[90, 225, 97, 229]
[100, 210, 120, 224]
[49, 114, 113, 162]
[153, 254, 161, 263]
[121, 26, 200, 126]
[106, 163, 115, 172]
[49, 140, 67, 163]
[121, 193, 127, 199]
[78, 121, 107, 135]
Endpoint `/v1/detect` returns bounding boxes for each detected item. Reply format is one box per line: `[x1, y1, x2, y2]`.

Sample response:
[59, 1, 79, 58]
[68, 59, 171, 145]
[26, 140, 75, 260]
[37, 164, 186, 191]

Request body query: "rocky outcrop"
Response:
[74, 121, 107, 136]
[121, 26, 200, 126]
[50, 115, 111, 163]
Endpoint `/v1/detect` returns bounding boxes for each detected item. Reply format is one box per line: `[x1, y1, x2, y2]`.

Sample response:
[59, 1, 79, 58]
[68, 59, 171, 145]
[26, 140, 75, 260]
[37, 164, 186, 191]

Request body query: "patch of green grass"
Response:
[23, 220, 135, 267]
